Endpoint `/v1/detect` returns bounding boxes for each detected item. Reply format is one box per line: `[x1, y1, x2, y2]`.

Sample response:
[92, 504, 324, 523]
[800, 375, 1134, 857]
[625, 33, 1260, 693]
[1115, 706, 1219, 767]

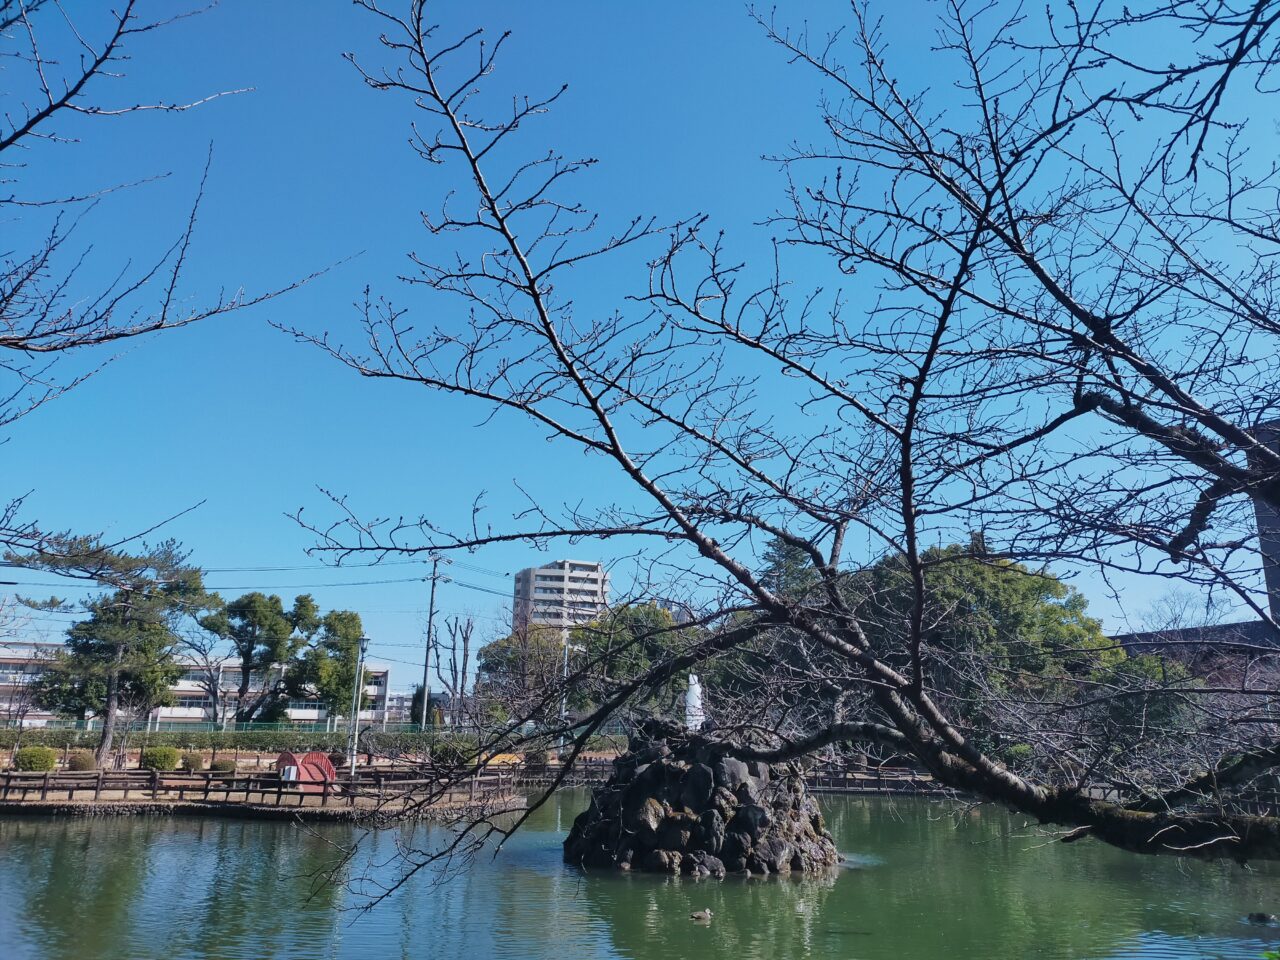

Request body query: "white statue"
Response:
[685, 673, 706, 732]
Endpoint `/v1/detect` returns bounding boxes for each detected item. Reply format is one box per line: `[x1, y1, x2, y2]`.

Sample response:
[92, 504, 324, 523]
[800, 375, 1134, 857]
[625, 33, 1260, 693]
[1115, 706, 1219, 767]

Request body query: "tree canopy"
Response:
[284, 609, 368, 715]
[13, 538, 210, 760]
[200, 592, 320, 722]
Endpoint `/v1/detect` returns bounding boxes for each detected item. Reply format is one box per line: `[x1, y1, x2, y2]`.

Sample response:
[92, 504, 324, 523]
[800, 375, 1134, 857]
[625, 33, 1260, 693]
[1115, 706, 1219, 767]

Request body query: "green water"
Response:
[1, 794, 1277, 959]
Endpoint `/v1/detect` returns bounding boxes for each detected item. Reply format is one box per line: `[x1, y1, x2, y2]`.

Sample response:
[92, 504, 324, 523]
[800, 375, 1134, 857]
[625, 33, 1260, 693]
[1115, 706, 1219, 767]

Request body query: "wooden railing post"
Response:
[94, 769, 105, 801]
[41, 771, 51, 800]
[151, 769, 159, 800]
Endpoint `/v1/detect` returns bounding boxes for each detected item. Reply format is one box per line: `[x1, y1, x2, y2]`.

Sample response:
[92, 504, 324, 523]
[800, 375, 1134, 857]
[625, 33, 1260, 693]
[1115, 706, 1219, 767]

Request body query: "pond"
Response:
[1, 793, 1277, 959]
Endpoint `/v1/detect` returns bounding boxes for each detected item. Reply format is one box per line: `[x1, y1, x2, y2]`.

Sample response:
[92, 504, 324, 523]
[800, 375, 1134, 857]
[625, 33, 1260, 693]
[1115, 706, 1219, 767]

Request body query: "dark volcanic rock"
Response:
[680, 762, 715, 810]
[713, 755, 750, 789]
[564, 722, 840, 878]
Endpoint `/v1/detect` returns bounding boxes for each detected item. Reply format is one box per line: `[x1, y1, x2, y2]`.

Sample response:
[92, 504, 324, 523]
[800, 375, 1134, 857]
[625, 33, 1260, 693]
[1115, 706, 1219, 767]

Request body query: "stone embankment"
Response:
[1, 800, 378, 822]
[564, 729, 840, 878]
[0, 767, 522, 822]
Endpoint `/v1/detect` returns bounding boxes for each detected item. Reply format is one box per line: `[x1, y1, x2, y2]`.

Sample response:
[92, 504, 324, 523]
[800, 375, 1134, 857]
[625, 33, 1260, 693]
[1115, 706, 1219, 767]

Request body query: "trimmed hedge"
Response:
[430, 735, 480, 767]
[209, 758, 237, 773]
[139, 746, 180, 771]
[0, 730, 86, 750]
[0, 729, 355, 752]
[180, 751, 203, 772]
[1, 728, 506, 756]
[67, 749, 96, 771]
[14, 746, 58, 771]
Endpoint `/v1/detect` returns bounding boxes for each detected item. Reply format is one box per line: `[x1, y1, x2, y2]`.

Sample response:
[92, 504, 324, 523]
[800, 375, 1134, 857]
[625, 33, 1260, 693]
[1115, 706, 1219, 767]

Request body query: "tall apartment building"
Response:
[512, 559, 610, 630]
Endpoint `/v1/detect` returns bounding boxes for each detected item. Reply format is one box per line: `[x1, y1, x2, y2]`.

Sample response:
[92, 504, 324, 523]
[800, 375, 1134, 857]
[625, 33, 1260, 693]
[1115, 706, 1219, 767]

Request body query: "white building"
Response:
[163, 664, 389, 727]
[0, 641, 389, 728]
[384, 689, 414, 723]
[0, 641, 61, 727]
[512, 559, 610, 630]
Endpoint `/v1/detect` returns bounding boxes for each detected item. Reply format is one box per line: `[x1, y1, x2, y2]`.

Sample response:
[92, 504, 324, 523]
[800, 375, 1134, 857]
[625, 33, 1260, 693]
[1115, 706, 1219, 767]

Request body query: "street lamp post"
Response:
[347, 636, 371, 781]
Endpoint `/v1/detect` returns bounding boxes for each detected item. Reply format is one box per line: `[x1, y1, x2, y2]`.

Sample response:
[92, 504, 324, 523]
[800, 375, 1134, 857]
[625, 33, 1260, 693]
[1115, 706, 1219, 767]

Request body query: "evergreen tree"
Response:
[10, 538, 210, 762]
[285, 609, 368, 716]
[759, 537, 819, 600]
[200, 592, 320, 721]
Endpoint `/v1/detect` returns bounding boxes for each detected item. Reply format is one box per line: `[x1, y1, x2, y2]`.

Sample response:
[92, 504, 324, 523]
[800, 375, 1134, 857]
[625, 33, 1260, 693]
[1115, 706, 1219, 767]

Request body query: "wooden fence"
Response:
[0, 766, 516, 810]
[1, 760, 948, 811]
[805, 765, 954, 796]
[9, 762, 1276, 815]
[518, 757, 955, 796]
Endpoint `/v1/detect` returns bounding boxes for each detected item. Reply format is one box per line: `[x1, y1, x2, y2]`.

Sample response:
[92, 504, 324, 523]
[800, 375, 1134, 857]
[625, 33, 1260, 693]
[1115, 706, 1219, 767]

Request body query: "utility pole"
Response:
[419, 556, 441, 729]
[558, 624, 572, 754]
[559, 626, 570, 722]
[347, 636, 370, 780]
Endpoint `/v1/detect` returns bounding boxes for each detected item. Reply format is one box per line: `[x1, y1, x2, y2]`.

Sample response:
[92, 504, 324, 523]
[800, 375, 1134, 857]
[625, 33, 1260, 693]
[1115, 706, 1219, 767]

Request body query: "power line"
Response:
[200, 557, 510, 577]
[0, 575, 433, 590]
[0, 558, 513, 593]
[449, 577, 512, 599]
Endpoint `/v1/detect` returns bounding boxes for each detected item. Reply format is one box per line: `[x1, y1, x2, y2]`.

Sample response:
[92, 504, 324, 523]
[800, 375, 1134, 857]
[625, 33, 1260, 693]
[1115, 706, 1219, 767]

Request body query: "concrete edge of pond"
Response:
[0, 793, 526, 824]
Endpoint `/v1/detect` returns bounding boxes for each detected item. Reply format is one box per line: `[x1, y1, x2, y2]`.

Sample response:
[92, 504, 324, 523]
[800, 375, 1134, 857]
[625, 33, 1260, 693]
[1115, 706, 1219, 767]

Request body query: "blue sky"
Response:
[4, 1, 870, 684]
[4, 1, 1243, 685]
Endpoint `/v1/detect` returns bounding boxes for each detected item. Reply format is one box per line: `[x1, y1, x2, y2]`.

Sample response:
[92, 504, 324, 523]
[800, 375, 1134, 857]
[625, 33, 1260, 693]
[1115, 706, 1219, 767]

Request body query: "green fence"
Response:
[9, 719, 437, 734]
[0, 717, 629, 753]
[0, 726, 485, 753]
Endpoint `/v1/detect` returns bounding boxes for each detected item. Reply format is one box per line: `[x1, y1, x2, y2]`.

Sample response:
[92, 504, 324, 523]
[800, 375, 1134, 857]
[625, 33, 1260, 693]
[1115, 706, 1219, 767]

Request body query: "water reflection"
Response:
[1, 818, 350, 960]
[0, 795, 1277, 960]
[571, 867, 843, 960]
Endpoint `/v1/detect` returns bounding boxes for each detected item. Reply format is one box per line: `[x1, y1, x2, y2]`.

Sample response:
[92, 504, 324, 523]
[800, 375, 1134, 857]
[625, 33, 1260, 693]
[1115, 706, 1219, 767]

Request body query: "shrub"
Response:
[209, 758, 237, 773]
[585, 734, 624, 754]
[327, 752, 347, 770]
[139, 746, 180, 771]
[66, 750, 96, 771]
[431, 736, 479, 768]
[180, 751, 204, 772]
[1003, 743, 1034, 767]
[13, 746, 58, 771]
[521, 748, 550, 770]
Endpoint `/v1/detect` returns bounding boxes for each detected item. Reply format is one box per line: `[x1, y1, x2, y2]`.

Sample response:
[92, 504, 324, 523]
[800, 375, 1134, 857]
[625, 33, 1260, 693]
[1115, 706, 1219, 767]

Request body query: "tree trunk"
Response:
[95, 667, 121, 766]
[235, 651, 253, 722]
